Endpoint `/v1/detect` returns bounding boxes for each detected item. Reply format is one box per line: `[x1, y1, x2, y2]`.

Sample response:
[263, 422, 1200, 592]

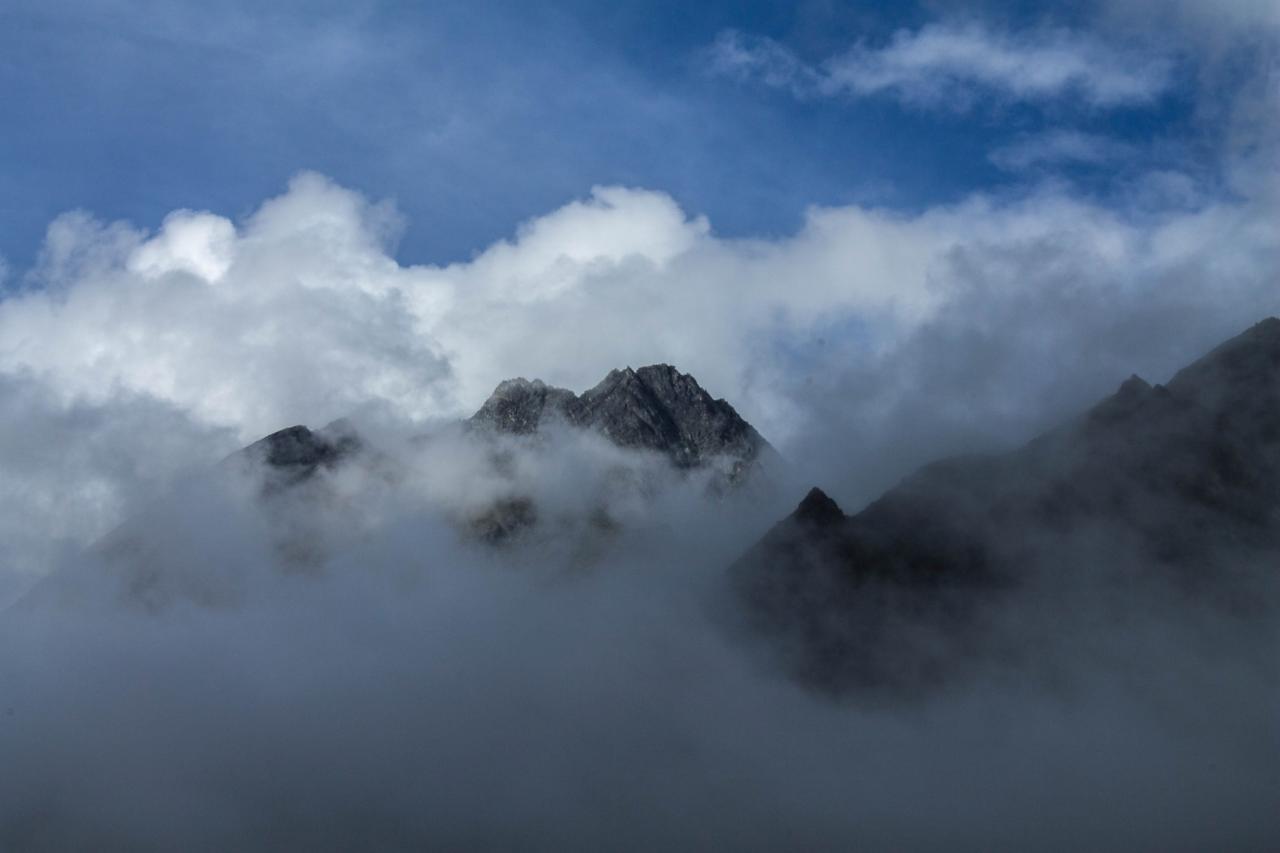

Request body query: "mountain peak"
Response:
[245, 425, 331, 468]
[634, 363, 680, 381]
[1247, 315, 1280, 338]
[472, 377, 578, 435]
[493, 376, 546, 394]
[793, 487, 845, 527]
[470, 363, 772, 475]
[1087, 373, 1159, 426]
[1165, 315, 1280, 410]
[1118, 374, 1151, 395]
[234, 421, 360, 485]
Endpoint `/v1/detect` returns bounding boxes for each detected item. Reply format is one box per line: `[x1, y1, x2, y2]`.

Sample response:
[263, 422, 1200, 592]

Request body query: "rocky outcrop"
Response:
[469, 379, 580, 435]
[470, 364, 773, 479]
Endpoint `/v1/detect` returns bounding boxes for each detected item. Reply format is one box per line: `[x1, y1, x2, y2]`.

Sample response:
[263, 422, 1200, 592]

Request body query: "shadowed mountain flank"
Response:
[732, 318, 1280, 693]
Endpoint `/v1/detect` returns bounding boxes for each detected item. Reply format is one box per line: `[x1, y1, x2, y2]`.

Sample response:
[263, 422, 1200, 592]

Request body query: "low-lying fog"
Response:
[1, 418, 1274, 851]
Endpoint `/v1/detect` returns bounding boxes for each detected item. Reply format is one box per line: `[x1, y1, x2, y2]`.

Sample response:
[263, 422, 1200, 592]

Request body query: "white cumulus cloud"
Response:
[128, 210, 238, 282]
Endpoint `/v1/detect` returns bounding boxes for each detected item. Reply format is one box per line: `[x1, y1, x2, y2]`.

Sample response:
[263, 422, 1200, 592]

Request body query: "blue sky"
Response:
[0, 0, 1251, 272]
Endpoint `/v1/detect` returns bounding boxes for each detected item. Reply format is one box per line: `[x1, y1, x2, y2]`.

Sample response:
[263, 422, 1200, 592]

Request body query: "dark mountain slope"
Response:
[731, 317, 1280, 692]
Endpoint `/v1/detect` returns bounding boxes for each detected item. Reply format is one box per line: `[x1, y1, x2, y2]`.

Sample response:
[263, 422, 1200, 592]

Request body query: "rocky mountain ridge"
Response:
[219, 363, 774, 551]
[242, 363, 772, 486]
[469, 363, 772, 477]
[732, 317, 1280, 692]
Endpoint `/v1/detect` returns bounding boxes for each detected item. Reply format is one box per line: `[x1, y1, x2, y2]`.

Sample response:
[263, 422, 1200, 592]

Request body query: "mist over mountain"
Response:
[18, 364, 779, 611]
[4, 319, 1277, 850]
[733, 318, 1280, 693]
[239, 362, 771, 488]
[2, 2, 1278, 849]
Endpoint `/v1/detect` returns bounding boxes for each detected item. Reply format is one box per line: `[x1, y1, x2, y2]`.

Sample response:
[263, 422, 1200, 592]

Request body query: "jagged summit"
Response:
[794, 487, 845, 527]
[1117, 374, 1151, 395]
[471, 377, 579, 435]
[471, 363, 772, 474]
[222, 363, 771, 523]
[1085, 373, 1169, 426]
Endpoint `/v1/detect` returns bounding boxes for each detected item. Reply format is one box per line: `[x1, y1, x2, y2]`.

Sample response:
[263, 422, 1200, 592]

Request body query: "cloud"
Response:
[0, 151, 1275, 607]
[988, 130, 1137, 171]
[128, 210, 239, 282]
[709, 22, 1175, 109]
[1, 408, 1275, 849]
[705, 29, 824, 96]
[1103, 0, 1280, 43]
[0, 173, 450, 437]
[0, 372, 230, 606]
[0, 173, 937, 446]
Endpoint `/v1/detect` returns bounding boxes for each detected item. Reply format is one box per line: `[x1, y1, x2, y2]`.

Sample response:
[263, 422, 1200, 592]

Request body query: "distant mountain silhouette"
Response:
[731, 318, 1280, 693]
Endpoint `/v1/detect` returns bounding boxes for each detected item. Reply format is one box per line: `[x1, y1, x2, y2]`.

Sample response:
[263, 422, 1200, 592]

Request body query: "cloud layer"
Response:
[0, 144, 1276, 602]
[709, 22, 1175, 109]
[6, 168, 1276, 444]
[2, 408, 1275, 850]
